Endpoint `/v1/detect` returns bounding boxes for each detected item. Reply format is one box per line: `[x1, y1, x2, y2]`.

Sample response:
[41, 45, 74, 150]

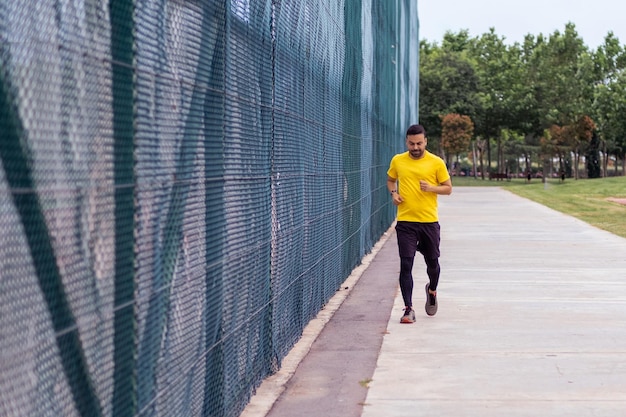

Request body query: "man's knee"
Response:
[400, 256, 414, 272]
[425, 257, 439, 269]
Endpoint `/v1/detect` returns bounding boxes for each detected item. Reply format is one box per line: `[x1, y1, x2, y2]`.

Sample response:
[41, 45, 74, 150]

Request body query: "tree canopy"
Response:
[419, 23, 626, 177]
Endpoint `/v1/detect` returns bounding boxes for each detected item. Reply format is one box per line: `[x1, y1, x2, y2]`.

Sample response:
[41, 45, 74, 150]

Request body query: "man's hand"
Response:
[392, 192, 404, 206]
[420, 179, 452, 195]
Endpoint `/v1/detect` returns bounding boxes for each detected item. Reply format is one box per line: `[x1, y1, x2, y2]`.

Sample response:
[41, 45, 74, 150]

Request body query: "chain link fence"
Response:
[0, 1, 419, 416]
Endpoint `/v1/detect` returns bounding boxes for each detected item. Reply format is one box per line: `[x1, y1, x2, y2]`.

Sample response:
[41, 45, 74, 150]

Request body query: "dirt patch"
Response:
[607, 197, 626, 206]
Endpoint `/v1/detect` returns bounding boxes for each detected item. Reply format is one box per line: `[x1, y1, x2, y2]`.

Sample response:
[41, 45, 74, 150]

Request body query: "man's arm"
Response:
[419, 178, 452, 195]
[387, 176, 397, 193]
[387, 176, 404, 205]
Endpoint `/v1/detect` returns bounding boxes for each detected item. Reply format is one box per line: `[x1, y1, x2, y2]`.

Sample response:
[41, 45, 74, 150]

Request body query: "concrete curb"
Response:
[240, 223, 396, 417]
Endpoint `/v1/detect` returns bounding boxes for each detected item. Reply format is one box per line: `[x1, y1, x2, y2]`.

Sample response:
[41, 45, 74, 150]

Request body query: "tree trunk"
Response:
[480, 149, 485, 180]
[472, 145, 477, 178]
[486, 139, 492, 176]
[496, 137, 503, 174]
[602, 140, 609, 178]
[440, 141, 447, 168]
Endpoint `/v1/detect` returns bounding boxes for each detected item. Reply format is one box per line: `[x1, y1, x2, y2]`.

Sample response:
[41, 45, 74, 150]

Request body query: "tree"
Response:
[467, 29, 527, 175]
[440, 114, 474, 173]
[592, 35, 626, 176]
[474, 138, 487, 179]
[539, 128, 559, 180]
[419, 38, 480, 152]
[586, 132, 602, 178]
[569, 115, 596, 179]
[547, 124, 570, 176]
[528, 24, 593, 129]
[418, 24, 626, 178]
[501, 130, 526, 176]
[593, 79, 626, 176]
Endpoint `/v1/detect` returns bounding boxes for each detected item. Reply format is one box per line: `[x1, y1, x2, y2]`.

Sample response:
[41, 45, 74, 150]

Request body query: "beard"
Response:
[409, 149, 423, 159]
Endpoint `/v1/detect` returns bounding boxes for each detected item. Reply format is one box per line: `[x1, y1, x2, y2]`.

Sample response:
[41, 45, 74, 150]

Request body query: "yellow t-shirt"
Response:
[387, 150, 450, 222]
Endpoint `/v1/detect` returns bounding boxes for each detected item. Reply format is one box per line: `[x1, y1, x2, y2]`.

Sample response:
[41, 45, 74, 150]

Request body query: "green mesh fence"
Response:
[0, 1, 419, 416]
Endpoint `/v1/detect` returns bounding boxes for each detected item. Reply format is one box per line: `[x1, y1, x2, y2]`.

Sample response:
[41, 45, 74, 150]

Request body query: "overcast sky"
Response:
[418, 0, 626, 49]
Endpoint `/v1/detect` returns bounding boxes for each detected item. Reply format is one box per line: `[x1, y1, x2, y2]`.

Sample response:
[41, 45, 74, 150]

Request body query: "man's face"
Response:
[406, 133, 427, 159]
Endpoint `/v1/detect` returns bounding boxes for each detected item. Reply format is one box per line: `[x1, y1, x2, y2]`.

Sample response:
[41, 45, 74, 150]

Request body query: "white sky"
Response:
[418, 0, 626, 50]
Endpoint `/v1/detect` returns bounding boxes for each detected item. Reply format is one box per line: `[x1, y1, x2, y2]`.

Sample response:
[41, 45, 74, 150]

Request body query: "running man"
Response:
[387, 124, 452, 323]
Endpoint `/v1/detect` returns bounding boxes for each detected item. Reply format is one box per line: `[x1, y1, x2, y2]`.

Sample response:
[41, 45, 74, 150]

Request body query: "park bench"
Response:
[489, 172, 510, 181]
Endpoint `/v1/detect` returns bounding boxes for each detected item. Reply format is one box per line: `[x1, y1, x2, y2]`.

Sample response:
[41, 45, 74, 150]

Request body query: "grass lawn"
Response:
[451, 175, 626, 239]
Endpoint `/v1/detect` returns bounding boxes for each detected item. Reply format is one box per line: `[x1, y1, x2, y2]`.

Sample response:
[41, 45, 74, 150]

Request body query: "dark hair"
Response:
[406, 124, 425, 137]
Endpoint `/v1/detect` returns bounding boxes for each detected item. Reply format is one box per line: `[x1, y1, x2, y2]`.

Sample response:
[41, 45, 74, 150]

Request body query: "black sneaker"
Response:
[400, 307, 416, 323]
[425, 283, 438, 316]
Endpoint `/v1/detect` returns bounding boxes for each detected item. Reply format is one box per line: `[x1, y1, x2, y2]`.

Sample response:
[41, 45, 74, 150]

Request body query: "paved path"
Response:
[244, 187, 626, 417]
[364, 187, 626, 416]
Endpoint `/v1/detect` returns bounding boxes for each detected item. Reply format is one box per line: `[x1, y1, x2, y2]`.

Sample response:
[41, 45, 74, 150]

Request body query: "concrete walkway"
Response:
[245, 187, 626, 417]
